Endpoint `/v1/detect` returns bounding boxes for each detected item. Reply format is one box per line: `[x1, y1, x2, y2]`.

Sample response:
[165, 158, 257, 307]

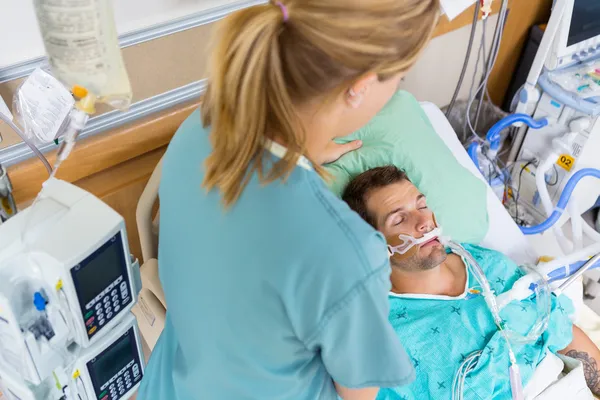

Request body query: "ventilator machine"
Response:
[467, 0, 600, 301]
[509, 0, 600, 234]
[462, 4, 600, 397]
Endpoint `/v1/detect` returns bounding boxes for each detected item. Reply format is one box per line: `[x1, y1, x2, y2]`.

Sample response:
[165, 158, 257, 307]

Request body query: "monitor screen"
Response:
[71, 232, 126, 306]
[568, 0, 600, 47]
[89, 331, 133, 386]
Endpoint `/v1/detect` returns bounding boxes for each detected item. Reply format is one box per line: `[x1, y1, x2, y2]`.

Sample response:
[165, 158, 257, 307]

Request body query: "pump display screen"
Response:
[568, 0, 600, 47]
[92, 333, 131, 385]
[74, 236, 124, 305]
[87, 327, 143, 400]
[71, 231, 132, 339]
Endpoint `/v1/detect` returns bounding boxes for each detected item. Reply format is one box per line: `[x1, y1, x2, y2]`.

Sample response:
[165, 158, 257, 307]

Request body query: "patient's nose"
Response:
[416, 214, 434, 235]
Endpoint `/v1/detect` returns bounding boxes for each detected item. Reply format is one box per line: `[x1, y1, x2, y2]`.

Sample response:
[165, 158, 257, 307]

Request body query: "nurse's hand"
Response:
[319, 140, 363, 165]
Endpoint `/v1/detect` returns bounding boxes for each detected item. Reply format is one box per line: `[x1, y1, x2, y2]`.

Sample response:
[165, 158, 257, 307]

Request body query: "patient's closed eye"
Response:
[417, 196, 428, 211]
[392, 216, 404, 226]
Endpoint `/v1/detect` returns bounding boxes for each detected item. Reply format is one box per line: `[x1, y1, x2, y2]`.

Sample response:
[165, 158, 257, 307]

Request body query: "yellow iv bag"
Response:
[33, 0, 132, 110]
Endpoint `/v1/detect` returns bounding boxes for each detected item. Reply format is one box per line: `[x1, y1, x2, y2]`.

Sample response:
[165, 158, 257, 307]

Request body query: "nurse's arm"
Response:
[558, 324, 600, 395]
[335, 382, 379, 400]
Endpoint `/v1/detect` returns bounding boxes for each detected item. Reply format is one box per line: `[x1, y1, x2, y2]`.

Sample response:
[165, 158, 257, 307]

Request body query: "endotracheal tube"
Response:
[445, 240, 550, 400]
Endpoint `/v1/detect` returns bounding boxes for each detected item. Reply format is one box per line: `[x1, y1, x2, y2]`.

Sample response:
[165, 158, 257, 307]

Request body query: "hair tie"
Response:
[275, 1, 289, 22]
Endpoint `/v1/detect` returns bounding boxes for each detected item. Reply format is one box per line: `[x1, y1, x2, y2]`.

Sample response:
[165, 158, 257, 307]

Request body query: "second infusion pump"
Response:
[0, 179, 144, 399]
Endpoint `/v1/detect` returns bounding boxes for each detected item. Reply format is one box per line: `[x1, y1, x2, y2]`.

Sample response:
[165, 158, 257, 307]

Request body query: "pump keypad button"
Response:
[83, 275, 132, 339]
[99, 360, 142, 399]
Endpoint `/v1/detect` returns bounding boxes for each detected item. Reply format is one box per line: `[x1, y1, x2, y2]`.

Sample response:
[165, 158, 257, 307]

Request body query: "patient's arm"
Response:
[559, 325, 600, 395]
[334, 382, 379, 400]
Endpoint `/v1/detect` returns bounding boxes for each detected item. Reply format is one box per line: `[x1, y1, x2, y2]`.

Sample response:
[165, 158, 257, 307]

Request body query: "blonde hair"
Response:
[202, 0, 440, 207]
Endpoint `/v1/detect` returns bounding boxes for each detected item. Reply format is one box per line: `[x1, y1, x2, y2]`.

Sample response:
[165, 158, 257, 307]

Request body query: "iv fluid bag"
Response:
[33, 0, 132, 110]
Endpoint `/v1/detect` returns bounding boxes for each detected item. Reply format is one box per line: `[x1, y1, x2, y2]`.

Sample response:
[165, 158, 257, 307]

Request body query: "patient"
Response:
[343, 166, 600, 400]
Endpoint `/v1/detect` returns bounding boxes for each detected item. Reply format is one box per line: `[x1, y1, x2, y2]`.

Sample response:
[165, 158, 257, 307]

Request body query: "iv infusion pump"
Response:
[0, 179, 144, 400]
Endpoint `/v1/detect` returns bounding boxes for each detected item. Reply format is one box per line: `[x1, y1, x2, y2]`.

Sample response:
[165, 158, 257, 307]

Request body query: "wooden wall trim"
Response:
[8, 101, 200, 204]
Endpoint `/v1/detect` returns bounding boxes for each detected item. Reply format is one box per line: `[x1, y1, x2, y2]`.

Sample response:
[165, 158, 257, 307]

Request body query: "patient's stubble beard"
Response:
[390, 245, 447, 272]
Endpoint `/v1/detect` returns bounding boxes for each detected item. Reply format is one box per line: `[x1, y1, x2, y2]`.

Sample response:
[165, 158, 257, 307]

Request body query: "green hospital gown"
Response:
[378, 244, 574, 400]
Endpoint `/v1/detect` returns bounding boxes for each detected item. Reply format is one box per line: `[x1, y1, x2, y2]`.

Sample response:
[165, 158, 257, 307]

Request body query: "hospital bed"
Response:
[132, 101, 600, 395]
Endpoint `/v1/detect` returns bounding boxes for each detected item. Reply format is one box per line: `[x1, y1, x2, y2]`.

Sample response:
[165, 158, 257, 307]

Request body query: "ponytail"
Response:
[202, 0, 439, 207]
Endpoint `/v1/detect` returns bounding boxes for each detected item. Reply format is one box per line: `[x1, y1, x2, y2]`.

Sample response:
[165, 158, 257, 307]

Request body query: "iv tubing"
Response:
[521, 168, 600, 234]
[446, 1, 480, 118]
[0, 111, 52, 175]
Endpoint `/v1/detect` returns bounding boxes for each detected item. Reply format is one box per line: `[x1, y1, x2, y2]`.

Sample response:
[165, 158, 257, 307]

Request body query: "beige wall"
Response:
[0, 23, 213, 149]
[399, 14, 498, 107]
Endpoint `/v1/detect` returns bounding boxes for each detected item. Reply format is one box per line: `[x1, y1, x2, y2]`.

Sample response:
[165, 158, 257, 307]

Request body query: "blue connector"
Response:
[33, 291, 47, 311]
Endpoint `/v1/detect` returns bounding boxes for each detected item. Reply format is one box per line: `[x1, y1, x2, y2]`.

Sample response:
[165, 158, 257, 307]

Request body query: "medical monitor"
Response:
[550, 0, 600, 68]
[568, 0, 600, 47]
[86, 325, 143, 400]
[70, 232, 133, 341]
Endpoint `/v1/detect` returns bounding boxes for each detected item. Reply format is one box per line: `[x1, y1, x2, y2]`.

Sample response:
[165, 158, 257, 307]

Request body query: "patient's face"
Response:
[365, 180, 447, 271]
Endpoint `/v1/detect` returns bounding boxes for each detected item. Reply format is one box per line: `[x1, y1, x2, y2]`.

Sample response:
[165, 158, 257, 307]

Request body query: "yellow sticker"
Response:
[538, 256, 555, 263]
[556, 154, 575, 171]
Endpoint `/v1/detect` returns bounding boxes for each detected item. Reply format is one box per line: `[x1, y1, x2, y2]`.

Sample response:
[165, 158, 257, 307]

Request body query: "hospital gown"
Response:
[378, 244, 574, 400]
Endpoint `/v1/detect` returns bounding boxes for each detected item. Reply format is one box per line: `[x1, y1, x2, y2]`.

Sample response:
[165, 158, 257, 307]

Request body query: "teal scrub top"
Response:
[137, 110, 414, 400]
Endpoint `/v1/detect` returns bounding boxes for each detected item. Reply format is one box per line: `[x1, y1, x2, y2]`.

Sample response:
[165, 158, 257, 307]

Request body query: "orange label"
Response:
[556, 154, 575, 171]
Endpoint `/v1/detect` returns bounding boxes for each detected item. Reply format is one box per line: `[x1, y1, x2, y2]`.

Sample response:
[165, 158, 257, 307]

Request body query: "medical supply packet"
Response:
[13, 68, 75, 145]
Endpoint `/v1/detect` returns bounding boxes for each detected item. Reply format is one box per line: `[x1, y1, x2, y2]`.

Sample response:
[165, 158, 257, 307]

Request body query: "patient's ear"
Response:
[346, 74, 378, 109]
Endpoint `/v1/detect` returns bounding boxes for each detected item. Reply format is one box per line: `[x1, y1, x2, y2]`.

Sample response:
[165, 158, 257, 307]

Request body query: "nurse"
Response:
[138, 1, 439, 399]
